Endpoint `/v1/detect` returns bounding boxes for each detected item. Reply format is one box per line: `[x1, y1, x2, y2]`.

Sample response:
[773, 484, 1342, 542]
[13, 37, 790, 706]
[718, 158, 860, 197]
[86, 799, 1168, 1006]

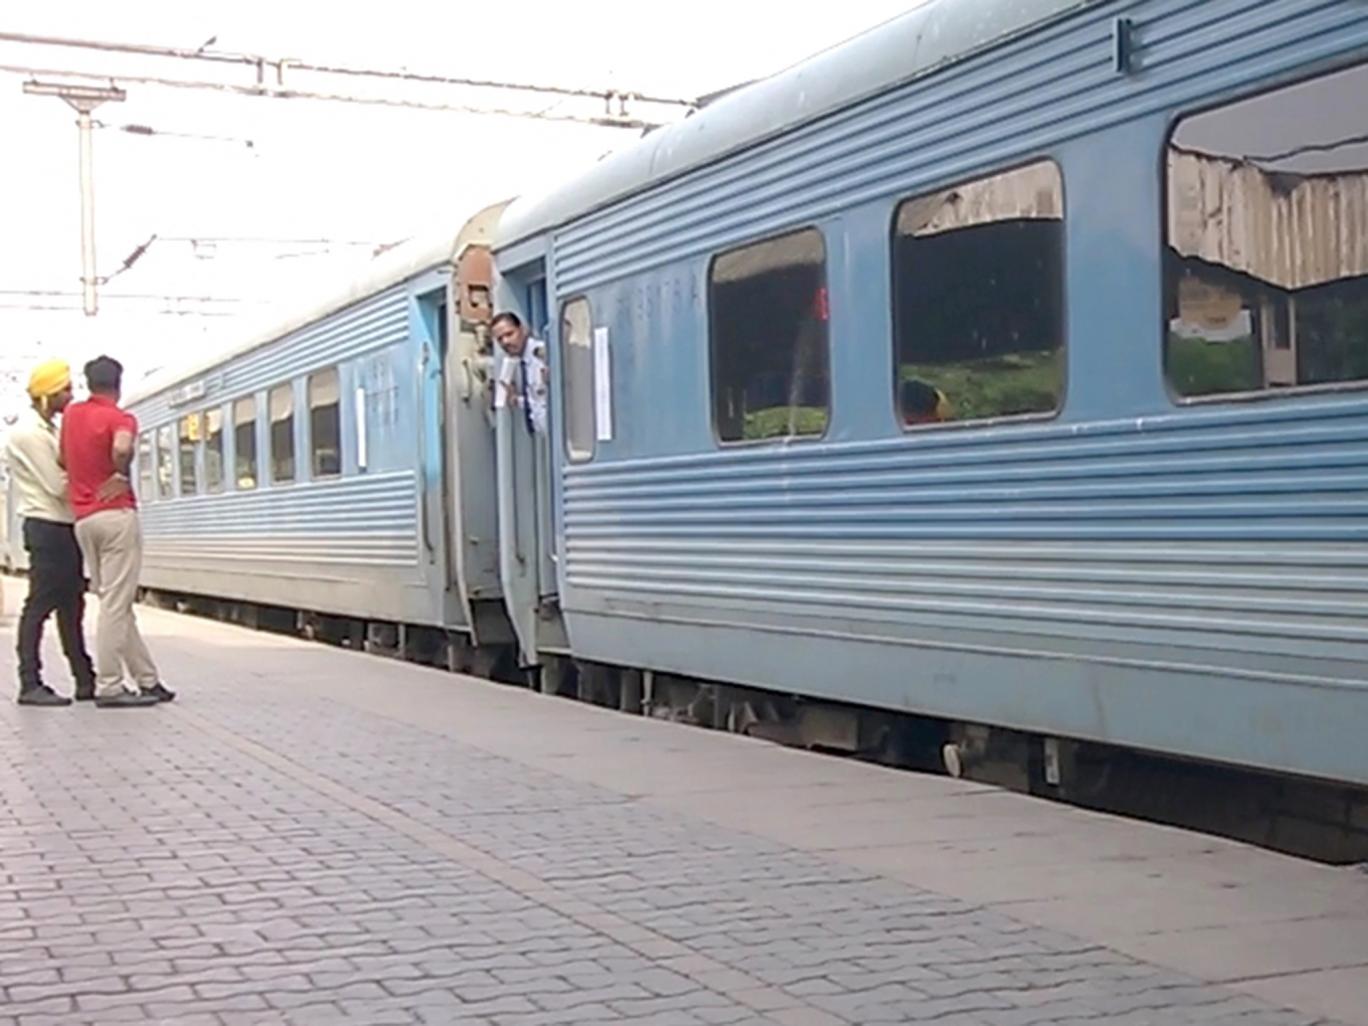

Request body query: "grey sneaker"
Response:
[95, 690, 160, 708]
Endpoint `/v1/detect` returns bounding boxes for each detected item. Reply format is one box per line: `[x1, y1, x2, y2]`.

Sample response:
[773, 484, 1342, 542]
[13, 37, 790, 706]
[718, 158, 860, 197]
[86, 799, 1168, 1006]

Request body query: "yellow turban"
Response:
[27, 359, 72, 401]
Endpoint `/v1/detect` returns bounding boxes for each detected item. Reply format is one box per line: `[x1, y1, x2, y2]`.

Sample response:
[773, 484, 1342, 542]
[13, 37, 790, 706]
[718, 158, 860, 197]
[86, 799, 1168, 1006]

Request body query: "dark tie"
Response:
[518, 356, 534, 435]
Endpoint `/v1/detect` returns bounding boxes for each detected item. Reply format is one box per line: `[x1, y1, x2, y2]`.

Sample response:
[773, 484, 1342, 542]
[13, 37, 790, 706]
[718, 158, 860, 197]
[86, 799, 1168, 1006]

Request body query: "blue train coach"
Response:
[491, 0, 1368, 789]
[125, 205, 516, 670]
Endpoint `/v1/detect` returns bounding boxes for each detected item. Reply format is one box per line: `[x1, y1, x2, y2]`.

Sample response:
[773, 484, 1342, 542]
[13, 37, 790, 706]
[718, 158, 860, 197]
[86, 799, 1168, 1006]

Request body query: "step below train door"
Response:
[492, 255, 566, 667]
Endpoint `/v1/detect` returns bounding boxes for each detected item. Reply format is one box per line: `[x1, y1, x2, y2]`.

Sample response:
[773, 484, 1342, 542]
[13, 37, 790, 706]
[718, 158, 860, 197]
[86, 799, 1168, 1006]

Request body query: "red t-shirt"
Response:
[60, 395, 139, 520]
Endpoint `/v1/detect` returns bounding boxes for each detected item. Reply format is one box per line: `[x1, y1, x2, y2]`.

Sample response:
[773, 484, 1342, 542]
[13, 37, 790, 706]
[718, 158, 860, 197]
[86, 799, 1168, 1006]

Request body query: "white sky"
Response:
[0, 0, 920, 423]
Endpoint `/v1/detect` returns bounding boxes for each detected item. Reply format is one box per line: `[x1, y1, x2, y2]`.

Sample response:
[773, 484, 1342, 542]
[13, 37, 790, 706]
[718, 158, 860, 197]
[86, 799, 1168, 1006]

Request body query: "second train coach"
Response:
[127, 0, 1368, 797]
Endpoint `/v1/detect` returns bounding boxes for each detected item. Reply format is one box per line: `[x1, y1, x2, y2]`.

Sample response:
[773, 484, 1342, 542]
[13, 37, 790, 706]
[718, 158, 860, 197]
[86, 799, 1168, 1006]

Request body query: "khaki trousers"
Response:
[74, 509, 159, 696]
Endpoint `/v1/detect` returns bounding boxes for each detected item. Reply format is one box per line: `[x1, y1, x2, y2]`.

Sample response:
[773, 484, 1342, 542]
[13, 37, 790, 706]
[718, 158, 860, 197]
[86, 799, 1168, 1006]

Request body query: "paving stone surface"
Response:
[0, 584, 1356, 1025]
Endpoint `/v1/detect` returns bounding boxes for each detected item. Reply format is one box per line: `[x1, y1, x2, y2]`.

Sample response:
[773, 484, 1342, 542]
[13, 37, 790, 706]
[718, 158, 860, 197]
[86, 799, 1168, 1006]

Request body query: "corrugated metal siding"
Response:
[141, 471, 419, 569]
[563, 396, 1368, 675]
[549, 0, 1368, 692]
[135, 284, 410, 425]
[551, 0, 1366, 294]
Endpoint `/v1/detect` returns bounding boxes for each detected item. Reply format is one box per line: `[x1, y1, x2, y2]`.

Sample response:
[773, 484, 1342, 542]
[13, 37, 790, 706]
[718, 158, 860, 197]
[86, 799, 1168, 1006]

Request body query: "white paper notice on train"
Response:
[594, 327, 612, 442]
[355, 386, 368, 470]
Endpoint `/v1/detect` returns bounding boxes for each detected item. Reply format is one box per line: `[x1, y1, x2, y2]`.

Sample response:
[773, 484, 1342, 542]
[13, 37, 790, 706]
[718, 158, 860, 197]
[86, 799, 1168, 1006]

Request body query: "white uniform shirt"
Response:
[3, 407, 73, 524]
[496, 338, 549, 435]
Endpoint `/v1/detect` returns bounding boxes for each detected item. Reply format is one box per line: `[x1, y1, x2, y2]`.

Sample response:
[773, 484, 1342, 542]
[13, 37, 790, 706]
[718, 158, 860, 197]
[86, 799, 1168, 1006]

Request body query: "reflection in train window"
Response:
[892, 160, 1065, 427]
[1166, 62, 1368, 399]
[234, 396, 258, 490]
[269, 384, 295, 484]
[155, 425, 173, 499]
[561, 299, 594, 462]
[205, 407, 224, 493]
[710, 228, 830, 443]
[308, 368, 341, 478]
[178, 414, 199, 496]
[137, 434, 153, 503]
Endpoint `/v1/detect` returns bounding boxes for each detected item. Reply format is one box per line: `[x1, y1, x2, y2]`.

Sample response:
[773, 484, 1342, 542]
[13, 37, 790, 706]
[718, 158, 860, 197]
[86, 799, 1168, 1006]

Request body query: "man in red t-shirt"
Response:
[60, 356, 174, 708]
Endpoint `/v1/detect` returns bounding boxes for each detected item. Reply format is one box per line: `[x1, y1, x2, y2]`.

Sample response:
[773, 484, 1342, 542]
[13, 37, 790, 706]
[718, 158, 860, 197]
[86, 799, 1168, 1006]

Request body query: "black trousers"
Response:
[16, 517, 95, 694]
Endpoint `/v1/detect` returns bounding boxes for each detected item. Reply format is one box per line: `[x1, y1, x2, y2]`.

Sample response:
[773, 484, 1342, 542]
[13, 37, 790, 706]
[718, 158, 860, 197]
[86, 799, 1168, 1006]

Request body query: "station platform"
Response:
[2, 576, 1367, 1026]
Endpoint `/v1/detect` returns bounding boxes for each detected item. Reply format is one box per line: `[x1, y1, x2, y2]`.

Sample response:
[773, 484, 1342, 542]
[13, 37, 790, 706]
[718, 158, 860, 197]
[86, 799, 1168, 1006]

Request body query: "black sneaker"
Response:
[142, 684, 176, 703]
[95, 690, 160, 708]
[17, 685, 73, 707]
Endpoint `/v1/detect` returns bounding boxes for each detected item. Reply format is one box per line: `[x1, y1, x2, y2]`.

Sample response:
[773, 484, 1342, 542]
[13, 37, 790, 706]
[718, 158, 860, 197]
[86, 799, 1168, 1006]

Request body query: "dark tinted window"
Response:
[234, 397, 257, 490]
[893, 160, 1065, 426]
[155, 425, 173, 499]
[308, 368, 341, 478]
[710, 228, 830, 442]
[1166, 62, 1368, 398]
[178, 414, 199, 496]
[269, 384, 295, 484]
[205, 407, 224, 493]
[137, 435, 153, 502]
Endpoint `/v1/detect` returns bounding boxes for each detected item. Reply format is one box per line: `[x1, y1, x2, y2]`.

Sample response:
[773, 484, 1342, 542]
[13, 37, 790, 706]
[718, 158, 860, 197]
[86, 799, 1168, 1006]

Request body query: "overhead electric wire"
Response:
[2, 62, 662, 127]
[0, 29, 696, 127]
[0, 29, 695, 108]
[0, 288, 258, 304]
[0, 301, 237, 316]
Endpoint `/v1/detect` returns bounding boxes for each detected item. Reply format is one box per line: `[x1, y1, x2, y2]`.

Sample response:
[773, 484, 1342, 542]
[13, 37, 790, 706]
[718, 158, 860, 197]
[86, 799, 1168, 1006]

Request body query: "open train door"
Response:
[441, 203, 518, 660]
[492, 257, 567, 668]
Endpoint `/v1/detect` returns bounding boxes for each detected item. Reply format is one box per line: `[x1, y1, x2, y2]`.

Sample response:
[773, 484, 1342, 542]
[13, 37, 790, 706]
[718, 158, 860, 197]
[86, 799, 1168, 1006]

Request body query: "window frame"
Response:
[706, 224, 833, 448]
[267, 382, 296, 486]
[136, 434, 154, 503]
[306, 366, 343, 480]
[204, 405, 225, 495]
[560, 296, 595, 464]
[154, 423, 174, 500]
[888, 156, 1069, 434]
[232, 395, 259, 492]
[1161, 59, 1368, 408]
[177, 412, 201, 498]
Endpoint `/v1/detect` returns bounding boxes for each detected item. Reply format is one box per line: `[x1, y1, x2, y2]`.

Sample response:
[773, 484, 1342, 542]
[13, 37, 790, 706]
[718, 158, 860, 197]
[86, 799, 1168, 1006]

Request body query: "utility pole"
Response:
[22, 80, 125, 316]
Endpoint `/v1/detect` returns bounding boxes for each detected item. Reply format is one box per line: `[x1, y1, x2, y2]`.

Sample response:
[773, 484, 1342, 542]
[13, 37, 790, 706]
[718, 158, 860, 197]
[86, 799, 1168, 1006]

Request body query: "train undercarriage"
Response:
[133, 584, 1368, 866]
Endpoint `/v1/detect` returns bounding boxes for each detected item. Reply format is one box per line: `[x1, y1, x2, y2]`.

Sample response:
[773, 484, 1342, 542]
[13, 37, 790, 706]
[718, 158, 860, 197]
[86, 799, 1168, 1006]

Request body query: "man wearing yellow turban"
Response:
[2, 358, 97, 705]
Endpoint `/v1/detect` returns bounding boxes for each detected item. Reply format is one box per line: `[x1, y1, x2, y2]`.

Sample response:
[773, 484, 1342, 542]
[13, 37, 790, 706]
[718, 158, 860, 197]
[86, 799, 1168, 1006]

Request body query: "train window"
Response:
[234, 396, 258, 490]
[269, 384, 295, 484]
[178, 414, 199, 496]
[308, 368, 341, 478]
[892, 161, 1065, 427]
[709, 228, 830, 442]
[1166, 62, 1368, 399]
[561, 298, 594, 461]
[137, 434, 153, 503]
[155, 425, 173, 499]
[205, 407, 224, 494]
